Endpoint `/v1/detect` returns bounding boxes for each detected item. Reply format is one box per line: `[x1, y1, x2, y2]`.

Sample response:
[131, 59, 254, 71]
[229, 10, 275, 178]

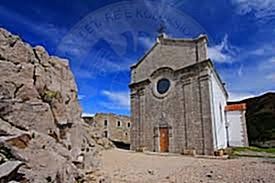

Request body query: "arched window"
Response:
[117, 121, 121, 127]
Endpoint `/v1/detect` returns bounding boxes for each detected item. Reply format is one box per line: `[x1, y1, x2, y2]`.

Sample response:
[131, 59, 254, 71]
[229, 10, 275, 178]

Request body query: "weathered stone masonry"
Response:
[130, 34, 228, 155]
[84, 113, 131, 145]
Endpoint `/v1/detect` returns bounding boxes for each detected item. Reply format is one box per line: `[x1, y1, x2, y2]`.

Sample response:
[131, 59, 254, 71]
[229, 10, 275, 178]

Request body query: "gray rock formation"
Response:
[0, 161, 24, 183]
[0, 28, 109, 182]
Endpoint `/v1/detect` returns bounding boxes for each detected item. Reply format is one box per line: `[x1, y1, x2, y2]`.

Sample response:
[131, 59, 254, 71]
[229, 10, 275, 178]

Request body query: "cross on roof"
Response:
[157, 20, 166, 35]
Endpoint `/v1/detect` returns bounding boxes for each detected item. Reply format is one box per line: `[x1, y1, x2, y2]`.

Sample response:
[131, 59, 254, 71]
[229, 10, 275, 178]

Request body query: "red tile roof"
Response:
[225, 103, 246, 111]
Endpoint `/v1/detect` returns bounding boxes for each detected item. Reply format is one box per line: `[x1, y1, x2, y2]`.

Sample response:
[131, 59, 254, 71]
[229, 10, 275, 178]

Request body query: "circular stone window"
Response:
[157, 78, 170, 95]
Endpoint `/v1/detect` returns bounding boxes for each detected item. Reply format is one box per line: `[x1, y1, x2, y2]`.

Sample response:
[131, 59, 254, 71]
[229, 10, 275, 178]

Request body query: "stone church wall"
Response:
[131, 36, 207, 84]
[130, 60, 216, 155]
[130, 35, 229, 155]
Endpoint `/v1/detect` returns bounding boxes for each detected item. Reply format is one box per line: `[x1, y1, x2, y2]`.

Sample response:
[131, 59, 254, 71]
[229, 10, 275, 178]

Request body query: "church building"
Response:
[129, 34, 248, 155]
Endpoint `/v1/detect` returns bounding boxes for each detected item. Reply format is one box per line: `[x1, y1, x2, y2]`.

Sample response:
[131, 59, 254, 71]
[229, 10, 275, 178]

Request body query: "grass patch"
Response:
[230, 146, 275, 158]
[233, 146, 275, 154]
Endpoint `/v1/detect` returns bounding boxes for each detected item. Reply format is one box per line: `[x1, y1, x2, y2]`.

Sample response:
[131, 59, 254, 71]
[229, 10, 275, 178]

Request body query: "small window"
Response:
[125, 132, 128, 136]
[117, 121, 121, 127]
[104, 131, 108, 138]
[104, 120, 108, 126]
[128, 123, 131, 128]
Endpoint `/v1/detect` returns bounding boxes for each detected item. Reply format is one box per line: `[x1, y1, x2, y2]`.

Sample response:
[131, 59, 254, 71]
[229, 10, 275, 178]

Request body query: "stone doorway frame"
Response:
[153, 124, 172, 152]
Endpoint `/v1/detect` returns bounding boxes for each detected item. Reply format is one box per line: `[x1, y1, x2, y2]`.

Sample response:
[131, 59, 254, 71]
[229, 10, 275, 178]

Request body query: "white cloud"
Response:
[81, 112, 95, 117]
[258, 56, 275, 71]
[228, 92, 255, 101]
[169, 0, 186, 8]
[237, 65, 243, 77]
[209, 37, 274, 65]
[208, 47, 231, 63]
[78, 95, 86, 100]
[250, 44, 275, 56]
[94, 58, 132, 73]
[208, 35, 237, 63]
[210, 41, 275, 100]
[268, 57, 275, 63]
[139, 36, 155, 49]
[72, 59, 131, 80]
[73, 68, 95, 79]
[228, 90, 275, 101]
[80, 45, 135, 76]
[250, 48, 266, 56]
[231, 0, 275, 21]
[101, 90, 130, 109]
[0, 6, 67, 44]
[266, 73, 275, 81]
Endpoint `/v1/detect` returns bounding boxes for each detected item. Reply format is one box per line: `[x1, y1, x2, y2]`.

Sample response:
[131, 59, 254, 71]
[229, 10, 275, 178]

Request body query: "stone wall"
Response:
[130, 35, 207, 84]
[130, 61, 215, 155]
[0, 28, 109, 183]
[84, 113, 131, 144]
[130, 35, 226, 155]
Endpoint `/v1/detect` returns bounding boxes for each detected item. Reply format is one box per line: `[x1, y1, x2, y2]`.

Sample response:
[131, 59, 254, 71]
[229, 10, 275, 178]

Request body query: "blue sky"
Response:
[0, 0, 274, 116]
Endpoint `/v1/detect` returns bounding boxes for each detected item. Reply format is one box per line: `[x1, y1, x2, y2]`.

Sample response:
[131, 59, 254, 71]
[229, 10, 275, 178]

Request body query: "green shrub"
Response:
[42, 89, 61, 103]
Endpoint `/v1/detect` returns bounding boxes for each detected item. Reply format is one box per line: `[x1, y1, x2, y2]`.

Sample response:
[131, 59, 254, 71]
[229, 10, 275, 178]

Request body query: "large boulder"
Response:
[0, 161, 25, 182]
[0, 28, 110, 183]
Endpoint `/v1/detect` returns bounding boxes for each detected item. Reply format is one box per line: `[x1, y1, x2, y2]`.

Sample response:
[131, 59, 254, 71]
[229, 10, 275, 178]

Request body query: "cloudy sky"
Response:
[0, 0, 274, 116]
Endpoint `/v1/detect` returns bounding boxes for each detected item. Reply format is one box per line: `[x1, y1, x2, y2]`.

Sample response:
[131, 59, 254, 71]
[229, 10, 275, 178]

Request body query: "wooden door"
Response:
[159, 127, 169, 152]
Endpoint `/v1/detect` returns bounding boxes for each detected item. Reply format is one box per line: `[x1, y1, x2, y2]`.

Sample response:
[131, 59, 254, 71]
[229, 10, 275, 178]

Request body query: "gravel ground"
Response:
[101, 149, 275, 183]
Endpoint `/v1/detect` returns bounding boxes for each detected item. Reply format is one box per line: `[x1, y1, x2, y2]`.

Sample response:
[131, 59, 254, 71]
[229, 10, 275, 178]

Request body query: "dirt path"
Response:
[101, 149, 275, 183]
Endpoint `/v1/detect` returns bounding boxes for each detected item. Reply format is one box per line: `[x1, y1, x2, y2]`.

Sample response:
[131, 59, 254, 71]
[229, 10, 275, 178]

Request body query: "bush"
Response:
[42, 89, 61, 103]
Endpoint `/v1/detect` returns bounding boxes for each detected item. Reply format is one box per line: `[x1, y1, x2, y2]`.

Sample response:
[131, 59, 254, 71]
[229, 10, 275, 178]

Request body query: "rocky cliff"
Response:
[0, 28, 111, 182]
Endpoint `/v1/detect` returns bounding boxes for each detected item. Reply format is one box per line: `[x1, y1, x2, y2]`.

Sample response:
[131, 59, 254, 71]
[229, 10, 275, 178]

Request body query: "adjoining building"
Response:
[129, 34, 248, 155]
[83, 113, 131, 149]
[225, 104, 249, 147]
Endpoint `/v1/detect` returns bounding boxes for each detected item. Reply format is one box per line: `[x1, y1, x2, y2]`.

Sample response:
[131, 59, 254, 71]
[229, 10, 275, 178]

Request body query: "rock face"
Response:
[0, 161, 25, 182]
[0, 28, 109, 182]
